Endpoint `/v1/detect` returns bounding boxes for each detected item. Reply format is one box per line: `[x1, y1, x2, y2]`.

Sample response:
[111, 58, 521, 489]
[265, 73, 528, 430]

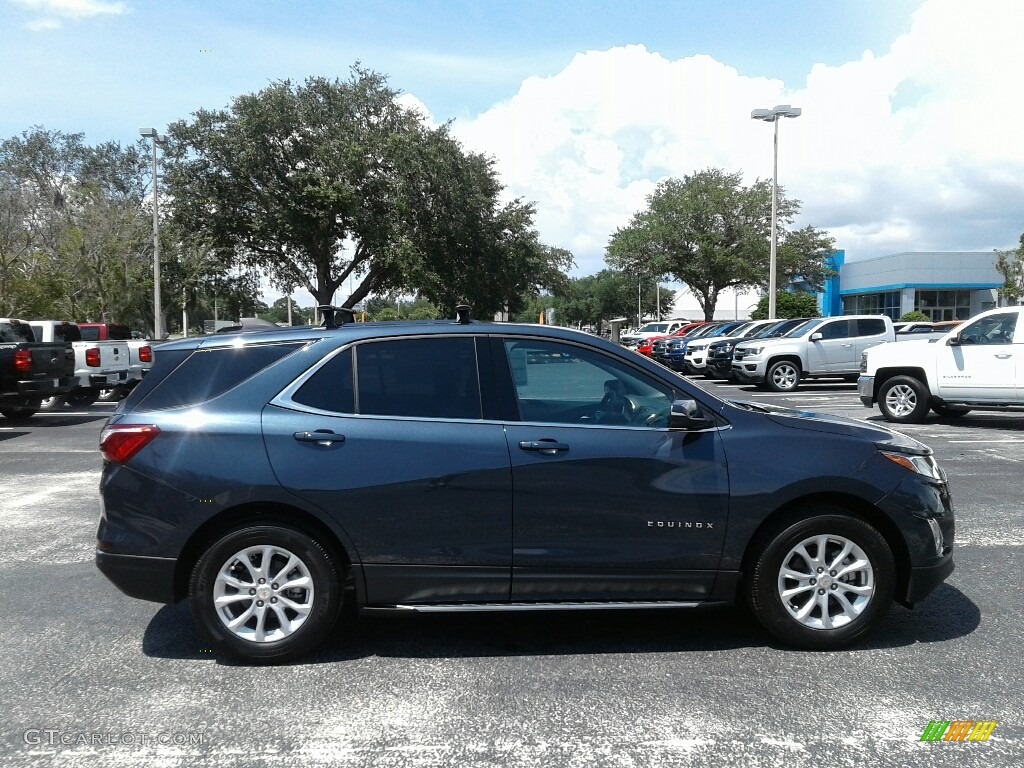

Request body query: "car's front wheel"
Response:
[189, 524, 344, 663]
[747, 512, 895, 649]
[878, 375, 930, 423]
[766, 360, 801, 392]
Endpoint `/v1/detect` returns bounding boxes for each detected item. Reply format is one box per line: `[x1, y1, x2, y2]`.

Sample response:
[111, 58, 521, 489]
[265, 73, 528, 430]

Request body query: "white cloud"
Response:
[451, 0, 1024, 276]
[11, 0, 128, 17]
[25, 16, 60, 29]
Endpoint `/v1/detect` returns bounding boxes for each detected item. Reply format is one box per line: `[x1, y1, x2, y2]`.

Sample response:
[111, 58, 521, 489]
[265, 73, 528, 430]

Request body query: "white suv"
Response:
[620, 320, 690, 348]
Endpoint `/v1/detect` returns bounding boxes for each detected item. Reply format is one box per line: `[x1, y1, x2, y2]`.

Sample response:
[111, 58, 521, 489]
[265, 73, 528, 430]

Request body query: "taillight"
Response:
[14, 349, 32, 374]
[99, 424, 160, 464]
[86, 347, 101, 367]
[139, 345, 152, 363]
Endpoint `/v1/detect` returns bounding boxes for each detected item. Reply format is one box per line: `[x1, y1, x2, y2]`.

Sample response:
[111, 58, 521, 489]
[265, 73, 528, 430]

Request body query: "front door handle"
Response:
[519, 439, 569, 455]
[994, 353, 1012, 359]
[293, 429, 345, 446]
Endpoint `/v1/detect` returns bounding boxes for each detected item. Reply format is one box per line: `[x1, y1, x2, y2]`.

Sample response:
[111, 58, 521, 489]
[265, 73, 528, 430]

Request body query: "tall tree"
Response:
[555, 270, 674, 328]
[606, 168, 834, 320]
[995, 234, 1024, 305]
[164, 67, 570, 317]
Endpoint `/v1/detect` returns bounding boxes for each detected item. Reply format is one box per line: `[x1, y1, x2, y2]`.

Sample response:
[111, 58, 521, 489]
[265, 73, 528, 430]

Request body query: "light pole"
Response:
[139, 128, 166, 338]
[751, 104, 801, 319]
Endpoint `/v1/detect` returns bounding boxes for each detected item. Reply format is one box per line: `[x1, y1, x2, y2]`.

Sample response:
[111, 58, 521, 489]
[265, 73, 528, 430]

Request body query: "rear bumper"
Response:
[6, 375, 75, 399]
[96, 550, 178, 603]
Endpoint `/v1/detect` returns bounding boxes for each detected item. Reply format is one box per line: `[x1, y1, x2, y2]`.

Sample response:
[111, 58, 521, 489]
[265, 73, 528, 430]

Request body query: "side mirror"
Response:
[946, 334, 960, 346]
[669, 399, 715, 430]
[809, 332, 823, 341]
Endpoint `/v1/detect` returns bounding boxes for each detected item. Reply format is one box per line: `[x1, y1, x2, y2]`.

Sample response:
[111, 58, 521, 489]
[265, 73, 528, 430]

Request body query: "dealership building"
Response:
[671, 249, 1005, 322]
[824, 250, 1004, 321]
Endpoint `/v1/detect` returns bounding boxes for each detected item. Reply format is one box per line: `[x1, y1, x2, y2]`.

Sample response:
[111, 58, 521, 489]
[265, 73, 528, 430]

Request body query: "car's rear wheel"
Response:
[766, 360, 801, 392]
[38, 395, 66, 411]
[748, 512, 895, 649]
[878, 375, 930, 423]
[189, 524, 344, 663]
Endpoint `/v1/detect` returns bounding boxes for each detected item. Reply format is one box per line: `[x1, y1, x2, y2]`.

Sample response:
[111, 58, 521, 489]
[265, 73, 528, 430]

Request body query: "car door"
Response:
[494, 336, 730, 601]
[935, 311, 1019, 401]
[809, 319, 856, 372]
[263, 335, 513, 605]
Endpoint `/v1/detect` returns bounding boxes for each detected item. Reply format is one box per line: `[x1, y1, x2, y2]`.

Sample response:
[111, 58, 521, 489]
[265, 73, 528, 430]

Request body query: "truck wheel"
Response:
[747, 512, 895, 649]
[0, 406, 38, 420]
[931, 404, 971, 418]
[38, 395, 67, 411]
[66, 389, 98, 407]
[878, 376, 930, 423]
[766, 360, 801, 392]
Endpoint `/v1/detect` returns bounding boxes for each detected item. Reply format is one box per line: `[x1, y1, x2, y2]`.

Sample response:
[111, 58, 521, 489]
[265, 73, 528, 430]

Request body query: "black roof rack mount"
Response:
[455, 304, 471, 324]
[318, 305, 356, 329]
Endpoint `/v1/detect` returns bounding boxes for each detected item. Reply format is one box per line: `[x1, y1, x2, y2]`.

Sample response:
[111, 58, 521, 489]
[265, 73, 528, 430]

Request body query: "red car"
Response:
[635, 322, 709, 357]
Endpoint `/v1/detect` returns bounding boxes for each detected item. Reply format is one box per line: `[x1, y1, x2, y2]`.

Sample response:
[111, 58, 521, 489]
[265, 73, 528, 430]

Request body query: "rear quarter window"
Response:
[855, 319, 888, 337]
[132, 341, 305, 410]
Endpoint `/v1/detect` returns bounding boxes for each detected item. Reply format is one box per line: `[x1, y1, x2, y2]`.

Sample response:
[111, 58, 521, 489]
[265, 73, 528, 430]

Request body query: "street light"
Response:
[139, 128, 167, 338]
[751, 104, 801, 319]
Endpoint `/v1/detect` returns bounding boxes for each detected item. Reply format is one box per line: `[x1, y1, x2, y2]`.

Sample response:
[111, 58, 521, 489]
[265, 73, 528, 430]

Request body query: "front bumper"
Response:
[903, 556, 955, 605]
[858, 375, 875, 406]
[96, 550, 178, 603]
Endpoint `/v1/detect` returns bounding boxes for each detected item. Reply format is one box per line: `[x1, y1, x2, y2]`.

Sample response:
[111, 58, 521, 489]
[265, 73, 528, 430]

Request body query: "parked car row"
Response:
[0, 319, 155, 419]
[638, 315, 899, 392]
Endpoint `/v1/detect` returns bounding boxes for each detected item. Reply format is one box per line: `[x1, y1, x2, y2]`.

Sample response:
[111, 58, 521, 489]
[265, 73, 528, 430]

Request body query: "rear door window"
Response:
[854, 318, 887, 337]
[355, 337, 481, 419]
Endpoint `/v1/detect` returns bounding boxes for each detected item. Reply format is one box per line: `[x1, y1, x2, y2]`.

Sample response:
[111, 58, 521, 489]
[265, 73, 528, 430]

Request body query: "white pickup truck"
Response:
[29, 320, 132, 407]
[859, 305, 1023, 423]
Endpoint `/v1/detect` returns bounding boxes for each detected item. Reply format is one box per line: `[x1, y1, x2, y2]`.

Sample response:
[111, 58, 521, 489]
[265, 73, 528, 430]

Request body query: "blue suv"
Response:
[97, 310, 954, 662]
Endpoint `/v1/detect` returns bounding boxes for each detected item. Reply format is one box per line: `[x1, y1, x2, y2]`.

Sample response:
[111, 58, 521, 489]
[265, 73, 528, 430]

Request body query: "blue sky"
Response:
[2, 0, 919, 146]
[3, 0, 1022, 308]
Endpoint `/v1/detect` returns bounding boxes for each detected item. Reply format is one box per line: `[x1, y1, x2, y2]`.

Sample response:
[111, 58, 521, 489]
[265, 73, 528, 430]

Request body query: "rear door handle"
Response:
[293, 430, 345, 446]
[995, 353, 1012, 359]
[519, 439, 569, 455]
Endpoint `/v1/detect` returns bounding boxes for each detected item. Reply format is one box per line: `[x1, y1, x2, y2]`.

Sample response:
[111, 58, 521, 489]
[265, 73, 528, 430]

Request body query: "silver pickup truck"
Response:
[29, 320, 133, 407]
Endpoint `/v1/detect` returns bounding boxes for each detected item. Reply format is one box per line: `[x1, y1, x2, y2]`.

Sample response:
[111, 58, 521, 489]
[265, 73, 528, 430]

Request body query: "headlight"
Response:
[881, 451, 944, 481]
[691, 344, 707, 352]
[860, 352, 868, 373]
[743, 346, 765, 356]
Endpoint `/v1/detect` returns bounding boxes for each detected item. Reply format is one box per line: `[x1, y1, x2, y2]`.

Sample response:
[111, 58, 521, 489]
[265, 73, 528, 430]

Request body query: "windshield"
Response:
[637, 322, 671, 333]
[784, 318, 824, 337]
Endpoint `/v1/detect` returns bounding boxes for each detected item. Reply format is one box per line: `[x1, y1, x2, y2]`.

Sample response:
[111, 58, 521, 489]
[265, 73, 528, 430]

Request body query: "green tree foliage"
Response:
[995, 234, 1024, 304]
[898, 311, 931, 322]
[555, 270, 675, 328]
[749, 291, 821, 320]
[606, 168, 835, 321]
[164, 67, 571, 317]
[0, 129, 149, 322]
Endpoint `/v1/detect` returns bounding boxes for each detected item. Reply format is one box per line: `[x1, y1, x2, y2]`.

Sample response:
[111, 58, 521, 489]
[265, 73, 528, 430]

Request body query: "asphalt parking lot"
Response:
[2, 379, 1022, 767]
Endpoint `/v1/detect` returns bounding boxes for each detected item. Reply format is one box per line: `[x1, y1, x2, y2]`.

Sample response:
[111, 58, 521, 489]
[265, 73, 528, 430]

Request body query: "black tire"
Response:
[38, 395, 67, 411]
[66, 388, 98, 407]
[189, 524, 344, 663]
[878, 375, 930, 423]
[766, 359, 801, 392]
[747, 512, 895, 649]
[931, 404, 971, 418]
[0, 406, 38, 420]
